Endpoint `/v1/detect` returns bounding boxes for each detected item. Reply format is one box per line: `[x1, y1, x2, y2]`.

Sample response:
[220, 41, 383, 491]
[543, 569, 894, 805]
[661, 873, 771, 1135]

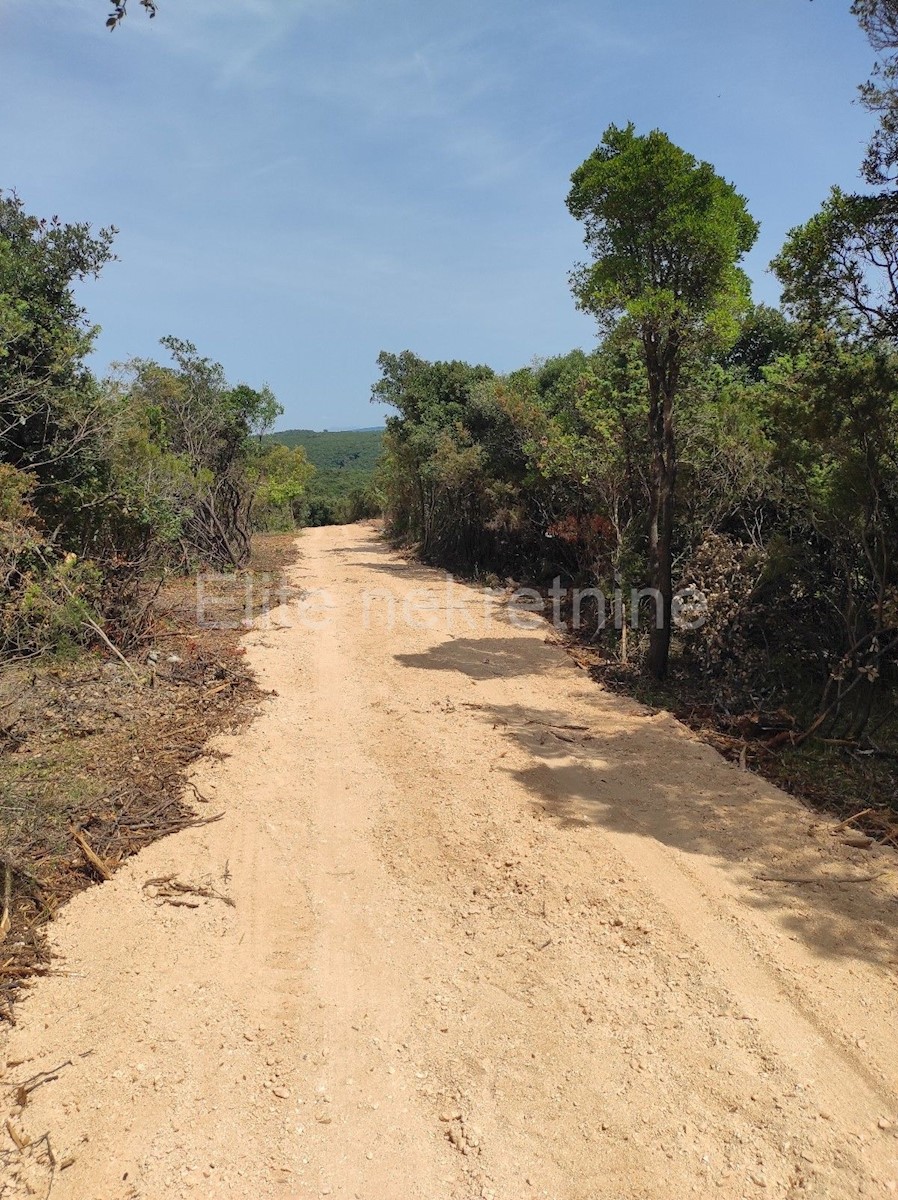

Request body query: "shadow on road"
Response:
[343, 559, 442, 582]
[398, 632, 898, 971]
[396, 637, 542, 680]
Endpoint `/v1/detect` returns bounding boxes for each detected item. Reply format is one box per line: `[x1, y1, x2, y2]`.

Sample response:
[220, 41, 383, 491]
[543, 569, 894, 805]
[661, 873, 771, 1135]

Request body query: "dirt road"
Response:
[4, 525, 898, 1200]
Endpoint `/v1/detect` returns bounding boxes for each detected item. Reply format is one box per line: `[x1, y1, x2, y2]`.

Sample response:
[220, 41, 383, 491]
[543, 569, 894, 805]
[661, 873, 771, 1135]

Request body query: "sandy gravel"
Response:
[3, 524, 898, 1200]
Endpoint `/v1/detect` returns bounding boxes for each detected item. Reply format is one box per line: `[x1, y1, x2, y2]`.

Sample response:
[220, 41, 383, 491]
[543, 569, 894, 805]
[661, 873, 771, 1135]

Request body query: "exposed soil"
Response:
[0, 533, 300, 1021]
[577, 654, 898, 849]
[2, 525, 898, 1199]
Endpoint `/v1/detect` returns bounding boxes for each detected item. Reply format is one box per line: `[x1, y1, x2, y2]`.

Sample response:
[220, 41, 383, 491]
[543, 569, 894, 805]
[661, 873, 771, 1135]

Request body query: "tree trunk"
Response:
[620, 611, 629, 666]
[646, 464, 674, 677]
[644, 334, 678, 680]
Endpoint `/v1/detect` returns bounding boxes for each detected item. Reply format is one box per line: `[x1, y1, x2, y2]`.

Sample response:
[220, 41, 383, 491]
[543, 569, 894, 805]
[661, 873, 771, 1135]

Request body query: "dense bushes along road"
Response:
[373, 112, 898, 752]
[0, 193, 314, 659]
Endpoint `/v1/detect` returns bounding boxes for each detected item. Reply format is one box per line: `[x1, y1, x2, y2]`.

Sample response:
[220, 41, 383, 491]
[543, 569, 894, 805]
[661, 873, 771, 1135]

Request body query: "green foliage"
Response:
[4, 71, 897, 753]
[117, 339, 283, 567]
[267, 428, 383, 473]
[566, 124, 759, 677]
[375, 285, 898, 739]
[252, 443, 315, 531]
[372, 351, 514, 564]
[566, 124, 758, 337]
[720, 303, 799, 381]
[0, 462, 33, 522]
[16, 555, 103, 660]
[264, 428, 384, 526]
[0, 191, 282, 659]
[0, 191, 116, 510]
[0, 468, 103, 659]
[851, 0, 898, 183]
[773, 187, 898, 339]
[340, 482, 382, 523]
[764, 340, 898, 637]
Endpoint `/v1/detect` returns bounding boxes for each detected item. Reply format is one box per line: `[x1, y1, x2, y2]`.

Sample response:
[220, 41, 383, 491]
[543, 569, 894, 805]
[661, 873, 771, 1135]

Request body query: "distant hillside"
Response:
[267, 427, 384, 474]
[265, 427, 384, 525]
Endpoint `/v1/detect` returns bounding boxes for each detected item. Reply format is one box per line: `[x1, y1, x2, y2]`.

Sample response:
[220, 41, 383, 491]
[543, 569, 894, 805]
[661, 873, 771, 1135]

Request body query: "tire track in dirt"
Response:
[3, 525, 898, 1199]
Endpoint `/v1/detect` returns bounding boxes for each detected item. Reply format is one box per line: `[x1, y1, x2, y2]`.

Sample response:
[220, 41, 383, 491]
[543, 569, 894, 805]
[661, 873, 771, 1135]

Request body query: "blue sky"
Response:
[0, 0, 877, 429]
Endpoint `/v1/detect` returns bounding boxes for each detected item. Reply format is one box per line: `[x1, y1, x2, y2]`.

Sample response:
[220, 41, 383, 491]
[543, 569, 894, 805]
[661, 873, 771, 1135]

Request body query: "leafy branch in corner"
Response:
[106, 1, 157, 31]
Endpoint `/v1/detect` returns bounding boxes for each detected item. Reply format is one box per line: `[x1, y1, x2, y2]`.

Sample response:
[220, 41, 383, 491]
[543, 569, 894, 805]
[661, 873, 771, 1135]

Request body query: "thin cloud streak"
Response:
[0, 0, 878, 428]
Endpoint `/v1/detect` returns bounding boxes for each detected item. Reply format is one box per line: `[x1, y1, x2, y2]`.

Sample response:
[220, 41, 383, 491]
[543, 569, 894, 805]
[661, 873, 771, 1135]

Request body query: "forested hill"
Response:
[266, 428, 384, 473]
[264, 427, 384, 525]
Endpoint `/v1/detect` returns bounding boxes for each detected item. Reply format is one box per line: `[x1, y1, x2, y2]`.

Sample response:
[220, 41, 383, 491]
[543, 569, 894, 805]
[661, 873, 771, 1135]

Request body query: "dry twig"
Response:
[71, 830, 112, 882]
[832, 808, 874, 831]
[14, 1060, 74, 1107]
[1, 863, 11, 941]
[142, 874, 235, 908]
[755, 872, 881, 885]
[5, 1118, 29, 1149]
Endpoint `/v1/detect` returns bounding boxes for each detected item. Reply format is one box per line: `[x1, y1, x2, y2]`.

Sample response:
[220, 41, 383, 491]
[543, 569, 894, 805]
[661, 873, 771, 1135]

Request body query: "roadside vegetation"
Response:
[0, 534, 302, 1019]
[373, 7, 898, 835]
[0, 189, 314, 660]
[0, 189, 312, 1007]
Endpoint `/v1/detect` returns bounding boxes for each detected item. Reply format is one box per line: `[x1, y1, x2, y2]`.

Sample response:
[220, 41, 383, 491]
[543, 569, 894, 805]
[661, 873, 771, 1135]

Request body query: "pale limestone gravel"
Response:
[3, 524, 898, 1200]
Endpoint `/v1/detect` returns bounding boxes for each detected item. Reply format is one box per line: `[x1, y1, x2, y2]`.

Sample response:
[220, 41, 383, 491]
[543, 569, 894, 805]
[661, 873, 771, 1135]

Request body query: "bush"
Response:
[677, 533, 769, 708]
[0, 470, 103, 658]
[339, 485, 381, 523]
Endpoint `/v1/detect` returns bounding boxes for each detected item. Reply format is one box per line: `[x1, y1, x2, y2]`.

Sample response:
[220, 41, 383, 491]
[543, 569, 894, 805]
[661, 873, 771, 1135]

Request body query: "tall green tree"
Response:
[566, 123, 758, 677]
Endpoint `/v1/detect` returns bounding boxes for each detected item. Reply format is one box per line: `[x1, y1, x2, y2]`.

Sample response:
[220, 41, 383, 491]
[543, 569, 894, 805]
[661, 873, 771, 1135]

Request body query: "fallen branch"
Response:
[1, 863, 11, 941]
[35, 548, 141, 684]
[774, 629, 898, 750]
[184, 811, 225, 829]
[72, 830, 112, 882]
[832, 808, 874, 831]
[142, 874, 235, 908]
[14, 1060, 73, 1107]
[0, 965, 50, 979]
[755, 872, 881, 885]
[5, 1118, 29, 1150]
[81, 616, 142, 684]
[30, 1130, 56, 1170]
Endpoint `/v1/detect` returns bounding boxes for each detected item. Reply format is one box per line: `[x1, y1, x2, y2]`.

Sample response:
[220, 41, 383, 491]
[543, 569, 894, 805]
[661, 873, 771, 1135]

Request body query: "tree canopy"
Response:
[566, 123, 758, 336]
[566, 124, 758, 677]
[773, 186, 898, 337]
[0, 188, 308, 658]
